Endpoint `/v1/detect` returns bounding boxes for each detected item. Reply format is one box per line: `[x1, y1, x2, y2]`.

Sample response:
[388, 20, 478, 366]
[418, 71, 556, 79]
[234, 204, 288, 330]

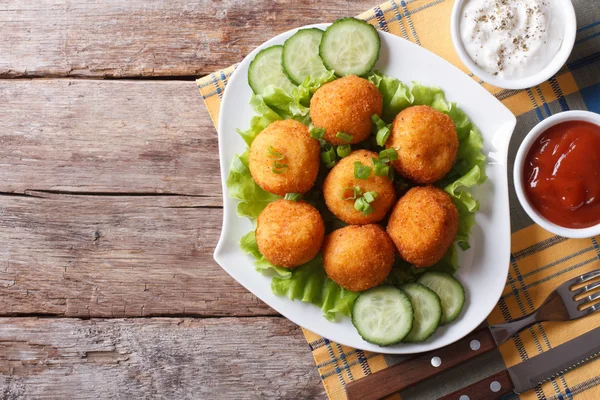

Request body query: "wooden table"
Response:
[0, 1, 381, 398]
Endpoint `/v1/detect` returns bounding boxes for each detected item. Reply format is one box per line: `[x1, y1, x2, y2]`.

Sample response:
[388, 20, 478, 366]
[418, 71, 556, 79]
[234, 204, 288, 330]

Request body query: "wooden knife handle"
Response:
[437, 370, 514, 400]
[345, 328, 496, 400]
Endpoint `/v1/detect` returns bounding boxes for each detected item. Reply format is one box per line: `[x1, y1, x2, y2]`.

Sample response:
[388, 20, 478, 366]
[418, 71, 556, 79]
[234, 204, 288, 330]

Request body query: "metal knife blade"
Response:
[508, 326, 600, 394]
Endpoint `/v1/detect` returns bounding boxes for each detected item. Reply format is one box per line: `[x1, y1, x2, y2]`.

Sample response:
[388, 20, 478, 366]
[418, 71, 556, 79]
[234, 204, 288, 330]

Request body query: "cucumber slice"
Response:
[417, 272, 466, 325]
[400, 283, 443, 342]
[352, 286, 413, 346]
[248, 45, 296, 95]
[319, 18, 381, 77]
[282, 28, 329, 85]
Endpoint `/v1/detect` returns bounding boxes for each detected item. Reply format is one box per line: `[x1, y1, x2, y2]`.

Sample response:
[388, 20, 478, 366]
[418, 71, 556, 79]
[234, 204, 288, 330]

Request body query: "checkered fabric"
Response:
[197, 0, 600, 398]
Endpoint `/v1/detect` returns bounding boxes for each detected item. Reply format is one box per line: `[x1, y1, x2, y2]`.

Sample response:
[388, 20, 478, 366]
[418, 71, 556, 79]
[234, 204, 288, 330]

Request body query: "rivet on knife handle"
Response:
[345, 328, 496, 400]
[437, 370, 514, 400]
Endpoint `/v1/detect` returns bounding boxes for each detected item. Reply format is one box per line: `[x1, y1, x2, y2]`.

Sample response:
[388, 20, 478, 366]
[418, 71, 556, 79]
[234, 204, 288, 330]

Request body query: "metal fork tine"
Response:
[579, 291, 600, 306]
[576, 269, 600, 285]
[583, 303, 600, 316]
[573, 280, 600, 296]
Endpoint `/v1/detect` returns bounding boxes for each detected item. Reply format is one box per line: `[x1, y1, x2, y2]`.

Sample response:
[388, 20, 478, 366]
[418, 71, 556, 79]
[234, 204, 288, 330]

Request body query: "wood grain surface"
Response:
[0, 317, 325, 399]
[0, 80, 221, 196]
[0, 0, 377, 78]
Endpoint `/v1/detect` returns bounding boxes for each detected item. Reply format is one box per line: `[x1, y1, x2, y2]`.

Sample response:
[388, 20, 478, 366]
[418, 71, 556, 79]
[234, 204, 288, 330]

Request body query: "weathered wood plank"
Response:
[0, 0, 376, 78]
[0, 317, 324, 399]
[0, 79, 221, 196]
[0, 193, 273, 317]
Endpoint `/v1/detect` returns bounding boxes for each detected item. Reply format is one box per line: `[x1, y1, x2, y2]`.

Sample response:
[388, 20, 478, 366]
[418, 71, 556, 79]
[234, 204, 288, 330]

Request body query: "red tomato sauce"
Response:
[523, 120, 600, 229]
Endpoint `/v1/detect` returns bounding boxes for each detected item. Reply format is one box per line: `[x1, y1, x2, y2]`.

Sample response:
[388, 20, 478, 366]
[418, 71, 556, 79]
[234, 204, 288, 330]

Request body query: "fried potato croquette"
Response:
[310, 75, 383, 145]
[323, 150, 396, 225]
[387, 105, 458, 184]
[387, 186, 458, 267]
[323, 224, 395, 292]
[249, 119, 320, 196]
[256, 200, 325, 268]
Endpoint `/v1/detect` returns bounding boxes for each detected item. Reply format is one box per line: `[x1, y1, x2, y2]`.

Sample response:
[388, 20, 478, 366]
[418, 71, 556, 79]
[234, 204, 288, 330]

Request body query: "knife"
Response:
[345, 321, 591, 400]
[438, 326, 600, 400]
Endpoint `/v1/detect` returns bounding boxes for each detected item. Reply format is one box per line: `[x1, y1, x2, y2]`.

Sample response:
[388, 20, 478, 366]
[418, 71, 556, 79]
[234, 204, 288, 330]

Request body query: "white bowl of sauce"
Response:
[514, 111, 600, 239]
[451, 0, 576, 89]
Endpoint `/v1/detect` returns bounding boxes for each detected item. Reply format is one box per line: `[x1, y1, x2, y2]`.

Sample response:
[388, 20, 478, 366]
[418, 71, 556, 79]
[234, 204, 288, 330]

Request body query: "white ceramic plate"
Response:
[214, 23, 516, 354]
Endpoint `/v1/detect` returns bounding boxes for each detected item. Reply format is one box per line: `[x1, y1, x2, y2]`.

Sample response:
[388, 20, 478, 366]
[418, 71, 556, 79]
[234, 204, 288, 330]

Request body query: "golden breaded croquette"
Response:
[323, 224, 395, 292]
[387, 186, 458, 267]
[387, 105, 458, 184]
[323, 150, 396, 225]
[310, 75, 383, 145]
[256, 199, 325, 268]
[249, 120, 320, 196]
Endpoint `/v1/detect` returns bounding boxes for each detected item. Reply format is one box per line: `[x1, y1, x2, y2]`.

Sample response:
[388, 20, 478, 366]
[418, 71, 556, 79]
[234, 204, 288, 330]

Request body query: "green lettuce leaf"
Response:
[271, 254, 359, 321]
[240, 231, 291, 278]
[226, 151, 279, 219]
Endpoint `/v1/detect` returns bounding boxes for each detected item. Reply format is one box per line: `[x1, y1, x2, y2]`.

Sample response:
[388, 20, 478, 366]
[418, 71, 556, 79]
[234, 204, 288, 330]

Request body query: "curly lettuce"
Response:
[227, 71, 486, 319]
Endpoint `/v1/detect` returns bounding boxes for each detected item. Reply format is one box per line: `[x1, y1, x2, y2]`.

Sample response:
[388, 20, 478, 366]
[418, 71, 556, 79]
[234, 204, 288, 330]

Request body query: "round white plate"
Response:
[214, 23, 516, 354]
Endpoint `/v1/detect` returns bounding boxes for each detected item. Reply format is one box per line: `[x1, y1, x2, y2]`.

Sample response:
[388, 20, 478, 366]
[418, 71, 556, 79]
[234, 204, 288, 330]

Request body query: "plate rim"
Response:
[213, 23, 517, 354]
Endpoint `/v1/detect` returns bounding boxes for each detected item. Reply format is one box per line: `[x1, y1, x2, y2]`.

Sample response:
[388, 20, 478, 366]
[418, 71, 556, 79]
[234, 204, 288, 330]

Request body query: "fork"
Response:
[345, 269, 600, 400]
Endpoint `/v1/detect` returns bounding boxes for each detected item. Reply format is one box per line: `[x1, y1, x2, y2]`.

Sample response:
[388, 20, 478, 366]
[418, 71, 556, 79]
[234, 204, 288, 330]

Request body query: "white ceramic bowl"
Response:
[514, 111, 600, 238]
[450, 0, 577, 90]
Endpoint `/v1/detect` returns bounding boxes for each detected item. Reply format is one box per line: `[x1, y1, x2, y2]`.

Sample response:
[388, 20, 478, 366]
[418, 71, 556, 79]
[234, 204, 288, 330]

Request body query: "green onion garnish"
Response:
[372, 157, 389, 177]
[310, 127, 326, 140]
[341, 186, 362, 200]
[321, 144, 337, 168]
[337, 144, 351, 158]
[372, 114, 391, 146]
[284, 193, 302, 201]
[272, 161, 288, 174]
[379, 148, 398, 163]
[354, 197, 374, 216]
[267, 145, 285, 160]
[354, 161, 372, 179]
[336, 132, 353, 142]
[363, 191, 378, 203]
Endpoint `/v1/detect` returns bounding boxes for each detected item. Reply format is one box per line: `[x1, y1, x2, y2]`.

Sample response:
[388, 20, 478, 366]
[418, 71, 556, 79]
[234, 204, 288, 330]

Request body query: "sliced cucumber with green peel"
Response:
[352, 286, 413, 346]
[282, 28, 329, 85]
[248, 45, 296, 95]
[400, 283, 442, 342]
[418, 272, 466, 325]
[319, 18, 381, 77]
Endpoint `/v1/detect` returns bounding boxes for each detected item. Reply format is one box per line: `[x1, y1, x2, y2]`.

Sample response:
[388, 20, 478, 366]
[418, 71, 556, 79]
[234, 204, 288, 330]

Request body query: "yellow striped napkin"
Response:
[197, 0, 600, 398]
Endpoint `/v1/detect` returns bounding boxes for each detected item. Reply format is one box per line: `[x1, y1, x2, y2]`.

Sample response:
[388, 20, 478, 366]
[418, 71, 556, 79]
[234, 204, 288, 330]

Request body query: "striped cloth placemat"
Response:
[197, 1, 600, 398]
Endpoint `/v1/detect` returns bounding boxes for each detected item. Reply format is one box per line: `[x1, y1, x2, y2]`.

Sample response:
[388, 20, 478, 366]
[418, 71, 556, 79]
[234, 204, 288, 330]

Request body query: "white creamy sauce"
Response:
[460, 0, 564, 80]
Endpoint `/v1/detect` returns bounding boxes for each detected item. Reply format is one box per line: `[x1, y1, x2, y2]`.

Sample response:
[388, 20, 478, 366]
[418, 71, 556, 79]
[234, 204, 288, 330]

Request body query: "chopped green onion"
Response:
[341, 186, 362, 200]
[336, 132, 353, 142]
[284, 193, 302, 201]
[272, 161, 288, 174]
[354, 161, 372, 180]
[354, 197, 374, 216]
[336, 144, 351, 158]
[310, 127, 325, 140]
[379, 148, 398, 163]
[267, 145, 285, 160]
[372, 157, 390, 177]
[388, 166, 395, 181]
[363, 191, 378, 203]
[372, 114, 391, 146]
[321, 144, 337, 168]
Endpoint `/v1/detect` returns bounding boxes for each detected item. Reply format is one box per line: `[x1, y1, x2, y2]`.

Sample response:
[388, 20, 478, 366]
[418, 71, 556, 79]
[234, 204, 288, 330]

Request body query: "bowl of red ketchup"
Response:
[514, 111, 600, 238]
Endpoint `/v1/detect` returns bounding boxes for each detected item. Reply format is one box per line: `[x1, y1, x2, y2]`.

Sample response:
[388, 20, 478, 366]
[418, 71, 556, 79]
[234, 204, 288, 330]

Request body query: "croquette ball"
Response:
[249, 120, 320, 196]
[256, 199, 325, 268]
[310, 75, 383, 145]
[387, 186, 458, 267]
[387, 105, 458, 184]
[323, 150, 396, 225]
[323, 224, 395, 292]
